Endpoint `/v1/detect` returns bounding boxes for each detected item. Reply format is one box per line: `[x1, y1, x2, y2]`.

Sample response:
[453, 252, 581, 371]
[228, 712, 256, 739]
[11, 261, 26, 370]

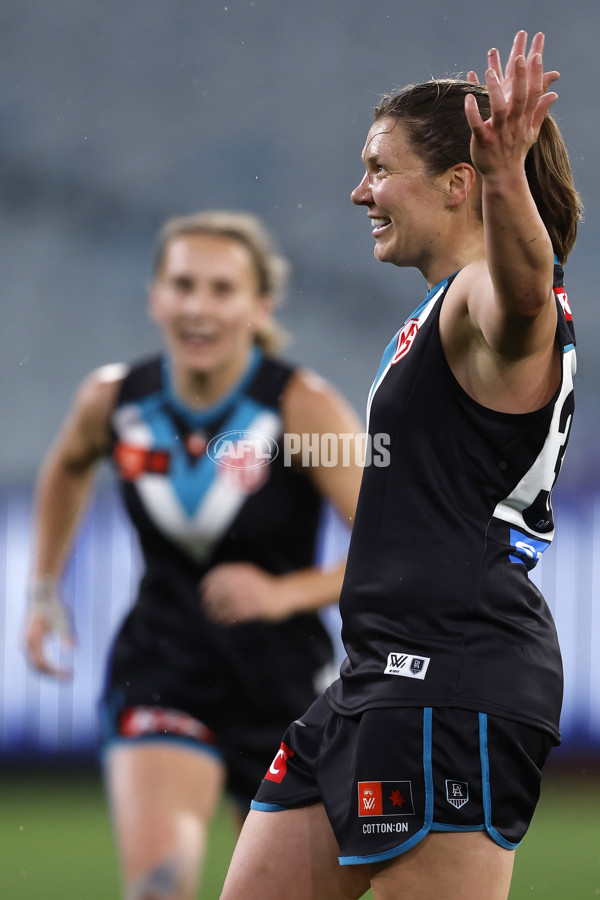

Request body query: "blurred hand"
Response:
[200, 562, 284, 626]
[25, 580, 75, 678]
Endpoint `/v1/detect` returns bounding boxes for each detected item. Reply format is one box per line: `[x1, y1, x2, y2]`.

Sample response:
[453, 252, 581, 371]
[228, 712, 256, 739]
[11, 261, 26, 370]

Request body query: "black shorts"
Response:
[99, 694, 292, 809]
[252, 694, 553, 864]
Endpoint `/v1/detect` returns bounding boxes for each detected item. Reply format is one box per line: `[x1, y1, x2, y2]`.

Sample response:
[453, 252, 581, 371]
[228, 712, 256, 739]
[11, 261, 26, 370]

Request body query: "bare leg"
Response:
[220, 805, 371, 900]
[105, 742, 226, 900]
[369, 831, 514, 900]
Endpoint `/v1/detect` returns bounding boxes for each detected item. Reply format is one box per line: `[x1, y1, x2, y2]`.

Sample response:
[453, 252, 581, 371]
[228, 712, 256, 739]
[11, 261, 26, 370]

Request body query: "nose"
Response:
[181, 287, 211, 316]
[351, 173, 371, 206]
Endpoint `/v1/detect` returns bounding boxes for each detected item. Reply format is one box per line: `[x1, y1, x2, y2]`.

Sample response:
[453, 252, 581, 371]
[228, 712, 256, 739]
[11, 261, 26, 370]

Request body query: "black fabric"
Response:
[327, 268, 575, 741]
[253, 695, 552, 862]
[101, 351, 333, 740]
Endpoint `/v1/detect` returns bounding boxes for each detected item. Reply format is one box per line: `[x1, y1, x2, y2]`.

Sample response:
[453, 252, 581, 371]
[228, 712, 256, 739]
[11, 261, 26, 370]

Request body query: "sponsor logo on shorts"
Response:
[445, 779, 469, 809]
[358, 781, 415, 817]
[384, 652, 430, 679]
[362, 821, 410, 834]
[264, 741, 294, 783]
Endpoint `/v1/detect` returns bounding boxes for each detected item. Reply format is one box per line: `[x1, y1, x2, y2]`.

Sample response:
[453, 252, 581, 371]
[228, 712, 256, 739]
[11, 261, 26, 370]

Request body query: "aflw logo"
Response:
[358, 781, 415, 817]
[384, 651, 430, 680]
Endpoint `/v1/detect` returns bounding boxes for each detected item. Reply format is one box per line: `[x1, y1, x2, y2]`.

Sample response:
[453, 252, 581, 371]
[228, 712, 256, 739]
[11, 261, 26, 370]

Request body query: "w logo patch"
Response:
[358, 781, 415, 817]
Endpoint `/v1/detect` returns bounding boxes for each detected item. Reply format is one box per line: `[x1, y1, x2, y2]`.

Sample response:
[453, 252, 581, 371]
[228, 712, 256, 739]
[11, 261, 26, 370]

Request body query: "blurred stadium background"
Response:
[1, 0, 599, 896]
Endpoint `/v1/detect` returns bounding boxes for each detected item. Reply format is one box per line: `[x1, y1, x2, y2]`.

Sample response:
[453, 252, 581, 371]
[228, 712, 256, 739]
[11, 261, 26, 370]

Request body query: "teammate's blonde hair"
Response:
[153, 210, 289, 353]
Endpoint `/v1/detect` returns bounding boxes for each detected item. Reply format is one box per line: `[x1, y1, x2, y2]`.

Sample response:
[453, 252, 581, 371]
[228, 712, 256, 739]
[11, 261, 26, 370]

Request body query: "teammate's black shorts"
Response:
[251, 694, 554, 864]
[99, 694, 292, 810]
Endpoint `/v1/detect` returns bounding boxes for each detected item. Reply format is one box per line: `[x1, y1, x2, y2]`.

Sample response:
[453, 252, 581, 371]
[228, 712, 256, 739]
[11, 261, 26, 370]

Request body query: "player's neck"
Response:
[171, 350, 255, 410]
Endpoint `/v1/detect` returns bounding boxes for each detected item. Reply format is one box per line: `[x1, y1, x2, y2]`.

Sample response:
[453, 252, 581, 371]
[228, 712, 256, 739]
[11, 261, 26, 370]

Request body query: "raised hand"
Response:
[467, 30, 559, 99]
[464, 31, 559, 177]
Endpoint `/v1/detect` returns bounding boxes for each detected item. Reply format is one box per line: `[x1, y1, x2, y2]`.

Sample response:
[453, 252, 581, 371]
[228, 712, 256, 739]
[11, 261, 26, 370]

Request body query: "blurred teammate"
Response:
[25, 210, 363, 900]
[220, 31, 582, 900]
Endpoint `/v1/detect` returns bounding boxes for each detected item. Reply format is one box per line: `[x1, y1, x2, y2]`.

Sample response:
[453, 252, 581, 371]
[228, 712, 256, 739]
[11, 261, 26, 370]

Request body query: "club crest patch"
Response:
[445, 779, 469, 809]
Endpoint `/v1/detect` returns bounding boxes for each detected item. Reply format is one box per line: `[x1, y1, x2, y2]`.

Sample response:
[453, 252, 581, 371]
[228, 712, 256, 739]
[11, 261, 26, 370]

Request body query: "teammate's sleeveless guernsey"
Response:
[104, 349, 333, 729]
[327, 265, 575, 741]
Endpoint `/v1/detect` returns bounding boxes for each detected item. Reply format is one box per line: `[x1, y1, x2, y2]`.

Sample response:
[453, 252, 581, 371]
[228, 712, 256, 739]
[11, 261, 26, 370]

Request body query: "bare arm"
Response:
[464, 31, 558, 355]
[25, 365, 125, 676]
[201, 370, 364, 624]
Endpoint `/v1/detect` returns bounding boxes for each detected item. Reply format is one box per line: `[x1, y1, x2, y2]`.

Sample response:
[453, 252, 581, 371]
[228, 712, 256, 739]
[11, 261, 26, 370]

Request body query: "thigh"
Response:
[220, 806, 371, 900]
[369, 831, 514, 900]
[105, 741, 226, 882]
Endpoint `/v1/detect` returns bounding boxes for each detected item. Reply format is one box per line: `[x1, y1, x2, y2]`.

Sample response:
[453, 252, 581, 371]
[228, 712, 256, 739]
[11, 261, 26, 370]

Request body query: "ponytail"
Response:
[525, 115, 583, 264]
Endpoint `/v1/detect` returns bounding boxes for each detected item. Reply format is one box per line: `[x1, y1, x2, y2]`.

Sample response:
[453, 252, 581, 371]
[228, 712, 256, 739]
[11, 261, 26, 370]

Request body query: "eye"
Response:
[173, 275, 194, 293]
[212, 279, 236, 297]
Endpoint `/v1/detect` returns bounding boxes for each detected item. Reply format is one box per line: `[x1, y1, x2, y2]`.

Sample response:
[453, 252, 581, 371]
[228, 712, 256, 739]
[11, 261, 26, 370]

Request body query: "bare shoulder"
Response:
[444, 261, 491, 313]
[440, 261, 494, 343]
[74, 363, 128, 423]
[66, 363, 129, 458]
[281, 368, 362, 435]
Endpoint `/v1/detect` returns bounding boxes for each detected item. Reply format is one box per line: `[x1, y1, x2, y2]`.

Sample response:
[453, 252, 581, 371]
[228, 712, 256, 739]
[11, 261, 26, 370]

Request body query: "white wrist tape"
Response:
[28, 578, 71, 637]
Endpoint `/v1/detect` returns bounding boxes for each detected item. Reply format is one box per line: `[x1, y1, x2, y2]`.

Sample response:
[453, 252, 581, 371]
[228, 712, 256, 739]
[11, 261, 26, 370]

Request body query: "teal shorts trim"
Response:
[251, 696, 552, 864]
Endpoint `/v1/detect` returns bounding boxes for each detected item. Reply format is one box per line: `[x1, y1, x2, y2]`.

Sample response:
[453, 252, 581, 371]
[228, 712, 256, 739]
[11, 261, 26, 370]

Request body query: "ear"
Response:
[252, 294, 275, 327]
[147, 283, 160, 323]
[444, 163, 478, 209]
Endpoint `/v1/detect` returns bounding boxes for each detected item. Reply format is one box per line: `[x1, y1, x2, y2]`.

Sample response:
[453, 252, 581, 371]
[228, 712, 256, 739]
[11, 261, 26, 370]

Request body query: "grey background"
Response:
[2, 0, 597, 489]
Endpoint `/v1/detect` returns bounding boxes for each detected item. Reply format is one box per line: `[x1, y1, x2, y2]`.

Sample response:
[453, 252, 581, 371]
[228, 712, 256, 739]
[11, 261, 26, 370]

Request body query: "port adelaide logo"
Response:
[445, 780, 469, 809]
[384, 652, 430, 680]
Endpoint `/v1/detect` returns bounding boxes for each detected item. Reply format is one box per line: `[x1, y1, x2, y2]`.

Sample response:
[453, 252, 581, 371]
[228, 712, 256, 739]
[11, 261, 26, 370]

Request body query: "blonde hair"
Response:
[153, 210, 290, 353]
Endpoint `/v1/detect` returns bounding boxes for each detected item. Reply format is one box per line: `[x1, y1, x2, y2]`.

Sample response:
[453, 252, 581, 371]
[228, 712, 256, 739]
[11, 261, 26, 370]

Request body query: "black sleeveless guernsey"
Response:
[327, 265, 575, 742]
[103, 348, 334, 730]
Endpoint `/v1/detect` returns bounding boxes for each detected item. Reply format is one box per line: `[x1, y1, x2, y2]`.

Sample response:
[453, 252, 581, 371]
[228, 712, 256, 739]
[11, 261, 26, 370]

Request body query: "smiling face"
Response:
[351, 117, 449, 273]
[149, 233, 272, 384]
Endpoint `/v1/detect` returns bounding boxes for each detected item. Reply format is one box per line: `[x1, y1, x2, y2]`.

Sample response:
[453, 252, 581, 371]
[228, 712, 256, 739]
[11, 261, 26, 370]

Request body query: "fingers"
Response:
[25, 620, 72, 679]
[502, 30, 527, 82]
[507, 55, 528, 118]
[199, 566, 238, 625]
[464, 92, 485, 135]
[524, 53, 544, 116]
[527, 31, 544, 63]
[532, 91, 559, 132]
[484, 68, 508, 125]
[543, 70, 560, 92]
[466, 70, 479, 85]
[487, 47, 503, 82]
[482, 31, 558, 97]
[493, 48, 555, 127]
